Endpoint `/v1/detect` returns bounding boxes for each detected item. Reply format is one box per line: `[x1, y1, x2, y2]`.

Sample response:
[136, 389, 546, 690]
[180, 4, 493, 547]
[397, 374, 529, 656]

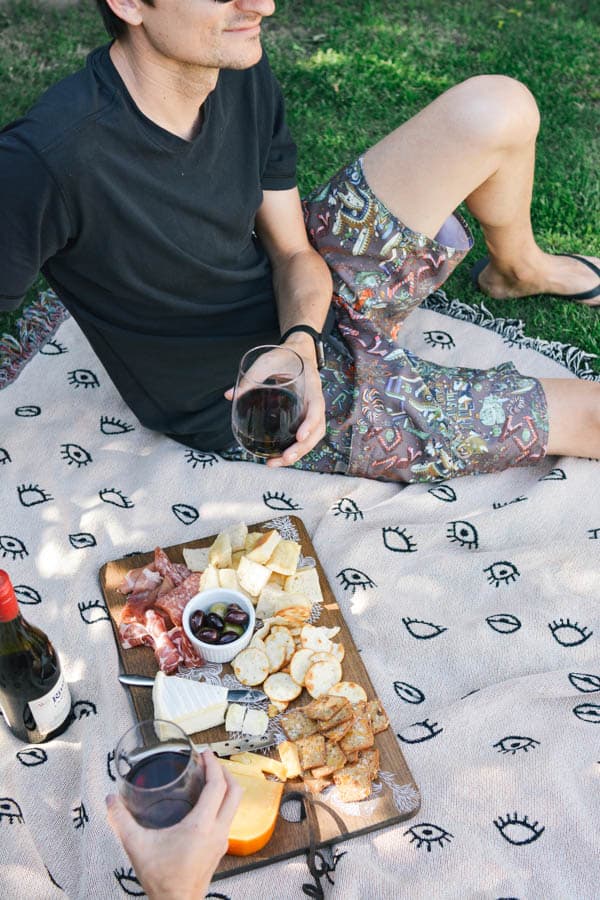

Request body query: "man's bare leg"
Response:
[541, 379, 600, 459]
[362, 75, 600, 303]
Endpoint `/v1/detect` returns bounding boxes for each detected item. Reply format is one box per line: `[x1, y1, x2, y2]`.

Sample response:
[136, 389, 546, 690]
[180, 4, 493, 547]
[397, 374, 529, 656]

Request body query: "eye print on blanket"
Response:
[17, 484, 53, 507]
[423, 330, 455, 350]
[0, 536, 28, 560]
[486, 614, 521, 634]
[548, 618, 593, 646]
[263, 491, 302, 511]
[382, 527, 417, 553]
[107, 750, 116, 782]
[67, 369, 99, 389]
[427, 483, 456, 503]
[16, 748, 48, 767]
[589, 528, 600, 540]
[336, 568, 376, 593]
[172, 504, 199, 525]
[397, 718, 443, 743]
[78, 599, 110, 624]
[100, 415, 135, 435]
[69, 532, 97, 550]
[114, 867, 145, 896]
[0, 448, 11, 465]
[72, 700, 97, 719]
[493, 812, 545, 845]
[447, 520, 479, 549]
[99, 489, 134, 509]
[538, 467, 566, 481]
[61, 443, 93, 467]
[0, 798, 24, 825]
[39, 339, 67, 355]
[14, 584, 41, 605]
[572, 703, 600, 724]
[332, 497, 364, 521]
[493, 736, 540, 755]
[184, 450, 218, 469]
[72, 802, 88, 831]
[15, 405, 41, 417]
[404, 822, 453, 851]
[484, 561, 520, 588]
[402, 618, 447, 640]
[569, 673, 600, 693]
[394, 681, 425, 704]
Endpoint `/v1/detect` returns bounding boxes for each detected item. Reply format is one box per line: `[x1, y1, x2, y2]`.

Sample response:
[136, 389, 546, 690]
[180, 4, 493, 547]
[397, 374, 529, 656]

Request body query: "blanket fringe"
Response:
[0, 290, 69, 390]
[422, 290, 600, 382]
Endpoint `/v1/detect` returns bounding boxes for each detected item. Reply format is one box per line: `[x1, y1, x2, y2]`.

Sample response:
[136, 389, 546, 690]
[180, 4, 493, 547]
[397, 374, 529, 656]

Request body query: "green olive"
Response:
[223, 622, 244, 637]
[208, 602, 228, 619]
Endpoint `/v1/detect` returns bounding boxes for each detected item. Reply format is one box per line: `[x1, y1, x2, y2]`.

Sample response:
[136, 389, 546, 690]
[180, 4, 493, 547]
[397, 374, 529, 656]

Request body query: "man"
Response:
[1, 0, 598, 483]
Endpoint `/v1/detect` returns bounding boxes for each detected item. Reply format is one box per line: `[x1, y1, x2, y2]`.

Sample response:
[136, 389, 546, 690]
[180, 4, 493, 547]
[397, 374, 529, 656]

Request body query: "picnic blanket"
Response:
[0, 290, 598, 900]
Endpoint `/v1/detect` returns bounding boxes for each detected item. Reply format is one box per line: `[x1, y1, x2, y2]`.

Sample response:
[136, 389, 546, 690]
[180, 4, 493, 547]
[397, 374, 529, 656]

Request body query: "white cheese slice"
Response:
[152, 672, 227, 735]
[225, 702, 247, 733]
[242, 708, 269, 737]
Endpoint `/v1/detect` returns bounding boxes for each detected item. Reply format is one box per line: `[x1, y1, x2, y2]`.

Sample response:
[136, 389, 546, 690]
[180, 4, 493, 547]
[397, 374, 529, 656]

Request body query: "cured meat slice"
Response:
[154, 548, 191, 587]
[118, 564, 161, 595]
[119, 620, 154, 650]
[169, 626, 205, 668]
[145, 609, 181, 674]
[154, 572, 201, 628]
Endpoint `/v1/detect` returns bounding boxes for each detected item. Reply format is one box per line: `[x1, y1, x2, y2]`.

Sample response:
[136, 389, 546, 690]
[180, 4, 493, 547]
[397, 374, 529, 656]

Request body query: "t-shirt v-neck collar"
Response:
[93, 43, 214, 154]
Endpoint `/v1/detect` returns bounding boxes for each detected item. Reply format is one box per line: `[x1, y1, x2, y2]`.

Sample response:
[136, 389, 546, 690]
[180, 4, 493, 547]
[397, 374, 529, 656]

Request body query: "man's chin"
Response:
[223, 41, 263, 71]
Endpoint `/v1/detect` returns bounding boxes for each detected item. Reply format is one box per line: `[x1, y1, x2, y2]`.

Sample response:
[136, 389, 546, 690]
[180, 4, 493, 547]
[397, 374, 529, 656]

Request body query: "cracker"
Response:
[340, 711, 374, 755]
[332, 764, 372, 803]
[285, 567, 324, 605]
[280, 709, 319, 742]
[231, 647, 270, 687]
[305, 658, 343, 699]
[244, 531, 263, 552]
[237, 556, 272, 597]
[357, 748, 380, 781]
[263, 634, 286, 673]
[296, 734, 326, 770]
[217, 568, 239, 591]
[321, 716, 354, 744]
[266, 629, 295, 665]
[245, 529, 281, 564]
[319, 700, 353, 730]
[290, 649, 316, 686]
[366, 699, 390, 734]
[300, 624, 340, 653]
[199, 564, 220, 591]
[182, 546, 210, 572]
[208, 532, 232, 568]
[303, 694, 348, 722]
[263, 672, 302, 703]
[227, 522, 248, 553]
[329, 642, 345, 664]
[303, 776, 331, 795]
[310, 742, 347, 778]
[266, 539, 301, 576]
[328, 681, 368, 705]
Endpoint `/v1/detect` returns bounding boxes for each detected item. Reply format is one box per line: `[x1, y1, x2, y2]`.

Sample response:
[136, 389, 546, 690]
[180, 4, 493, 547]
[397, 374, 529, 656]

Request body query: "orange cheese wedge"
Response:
[226, 769, 284, 856]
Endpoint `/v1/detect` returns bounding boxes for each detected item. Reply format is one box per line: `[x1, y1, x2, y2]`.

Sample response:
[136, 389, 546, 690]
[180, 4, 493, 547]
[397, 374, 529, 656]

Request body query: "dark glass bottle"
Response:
[0, 570, 72, 743]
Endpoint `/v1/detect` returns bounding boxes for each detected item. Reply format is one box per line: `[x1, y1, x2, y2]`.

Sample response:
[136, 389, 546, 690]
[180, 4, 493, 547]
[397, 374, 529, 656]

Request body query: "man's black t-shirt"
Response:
[0, 45, 297, 448]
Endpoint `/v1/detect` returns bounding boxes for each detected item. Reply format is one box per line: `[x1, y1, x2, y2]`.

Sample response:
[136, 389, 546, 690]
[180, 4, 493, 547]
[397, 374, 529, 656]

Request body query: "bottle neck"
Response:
[0, 570, 20, 622]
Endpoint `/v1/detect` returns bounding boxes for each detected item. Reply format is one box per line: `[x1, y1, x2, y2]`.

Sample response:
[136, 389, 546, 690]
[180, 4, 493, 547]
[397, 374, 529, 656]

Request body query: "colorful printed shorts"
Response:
[227, 157, 549, 483]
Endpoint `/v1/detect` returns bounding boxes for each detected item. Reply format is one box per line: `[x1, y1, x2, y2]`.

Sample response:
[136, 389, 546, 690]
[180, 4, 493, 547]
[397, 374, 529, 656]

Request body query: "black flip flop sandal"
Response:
[470, 253, 600, 306]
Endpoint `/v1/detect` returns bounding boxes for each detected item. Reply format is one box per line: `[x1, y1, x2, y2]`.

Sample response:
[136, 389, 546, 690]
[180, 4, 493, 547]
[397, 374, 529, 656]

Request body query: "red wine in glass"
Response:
[232, 347, 305, 459]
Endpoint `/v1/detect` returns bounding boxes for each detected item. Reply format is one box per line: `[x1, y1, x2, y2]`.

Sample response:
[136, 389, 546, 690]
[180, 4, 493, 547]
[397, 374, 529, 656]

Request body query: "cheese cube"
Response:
[225, 703, 247, 733]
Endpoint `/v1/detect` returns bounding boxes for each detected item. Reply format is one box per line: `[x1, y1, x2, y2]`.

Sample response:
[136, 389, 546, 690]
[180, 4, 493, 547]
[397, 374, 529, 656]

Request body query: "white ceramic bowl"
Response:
[182, 588, 255, 664]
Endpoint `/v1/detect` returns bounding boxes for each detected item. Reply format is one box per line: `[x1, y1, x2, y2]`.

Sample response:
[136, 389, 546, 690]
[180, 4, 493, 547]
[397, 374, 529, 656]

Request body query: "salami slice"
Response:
[118, 620, 154, 650]
[154, 572, 201, 628]
[169, 626, 204, 668]
[145, 609, 181, 674]
[153, 547, 191, 587]
[118, 564, 161, 595]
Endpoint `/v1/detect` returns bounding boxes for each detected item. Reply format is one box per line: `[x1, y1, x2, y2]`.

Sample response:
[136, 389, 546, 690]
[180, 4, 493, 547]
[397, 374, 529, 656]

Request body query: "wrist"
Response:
[282, 332, 318, 366]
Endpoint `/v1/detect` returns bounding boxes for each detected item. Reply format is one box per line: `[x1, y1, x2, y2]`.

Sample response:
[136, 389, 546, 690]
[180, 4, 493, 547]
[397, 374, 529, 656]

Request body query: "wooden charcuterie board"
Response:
[100, 515, 420, 880]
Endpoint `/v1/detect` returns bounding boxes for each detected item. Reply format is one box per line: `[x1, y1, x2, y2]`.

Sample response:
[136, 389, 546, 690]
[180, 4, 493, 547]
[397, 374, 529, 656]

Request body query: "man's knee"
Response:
[452, 74, 540, 151]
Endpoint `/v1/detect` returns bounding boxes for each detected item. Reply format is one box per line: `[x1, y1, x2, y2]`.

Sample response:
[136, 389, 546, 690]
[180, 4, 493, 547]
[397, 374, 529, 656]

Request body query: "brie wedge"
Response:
[152, 671, 227, 735]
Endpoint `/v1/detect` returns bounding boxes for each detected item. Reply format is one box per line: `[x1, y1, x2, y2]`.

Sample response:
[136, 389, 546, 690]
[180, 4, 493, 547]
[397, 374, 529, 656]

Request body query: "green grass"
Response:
[1, 0, 598, 371]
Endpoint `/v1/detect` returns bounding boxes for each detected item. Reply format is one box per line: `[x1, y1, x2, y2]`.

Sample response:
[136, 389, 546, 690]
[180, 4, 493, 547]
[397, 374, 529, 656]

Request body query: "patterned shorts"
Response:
[227, 157, 549, 483]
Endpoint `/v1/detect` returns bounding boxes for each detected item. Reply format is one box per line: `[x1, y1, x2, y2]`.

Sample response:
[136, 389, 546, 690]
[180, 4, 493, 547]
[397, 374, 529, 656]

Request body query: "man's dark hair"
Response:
[94, 0, 154, 39]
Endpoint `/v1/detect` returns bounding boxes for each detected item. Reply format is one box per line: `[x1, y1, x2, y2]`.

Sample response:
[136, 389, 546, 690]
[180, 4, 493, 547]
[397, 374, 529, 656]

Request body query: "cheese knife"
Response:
[118, 672, 267, 704]
[192, 735, 276, 757]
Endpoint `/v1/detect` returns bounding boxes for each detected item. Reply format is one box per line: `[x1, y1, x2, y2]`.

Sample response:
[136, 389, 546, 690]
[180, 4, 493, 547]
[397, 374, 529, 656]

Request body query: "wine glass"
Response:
[114, 719, 204, 829]
[231, 345, 306, 458]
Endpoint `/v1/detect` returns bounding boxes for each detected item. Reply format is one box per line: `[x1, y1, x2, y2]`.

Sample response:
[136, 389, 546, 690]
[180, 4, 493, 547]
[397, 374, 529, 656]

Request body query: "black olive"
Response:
[196, 627, 219, 644]
[253, 618, 263, 633]
[227, 602, 242, 610]
[206, 612, 224, 631]
[190, 610, 205, 633]
[219, 631, 240, 644]
[225, 609, 249, 627]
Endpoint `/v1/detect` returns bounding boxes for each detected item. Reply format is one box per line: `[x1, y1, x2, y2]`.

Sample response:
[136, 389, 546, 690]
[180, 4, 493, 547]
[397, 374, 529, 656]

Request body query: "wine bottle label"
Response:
[28, 671, 71, 736]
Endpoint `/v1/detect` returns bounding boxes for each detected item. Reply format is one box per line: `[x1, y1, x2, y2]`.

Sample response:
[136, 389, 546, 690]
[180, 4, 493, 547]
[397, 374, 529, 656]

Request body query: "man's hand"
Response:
[224, 332, 326, 466]
[106, 751, 242, 900]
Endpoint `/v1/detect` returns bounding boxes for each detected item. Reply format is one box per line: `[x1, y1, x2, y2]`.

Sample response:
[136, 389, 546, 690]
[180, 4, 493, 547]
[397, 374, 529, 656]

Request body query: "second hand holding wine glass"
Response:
[231, 345, 306, 459]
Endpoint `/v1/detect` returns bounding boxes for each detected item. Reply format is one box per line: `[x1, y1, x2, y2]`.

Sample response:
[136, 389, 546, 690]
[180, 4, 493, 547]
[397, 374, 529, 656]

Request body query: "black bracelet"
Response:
[279, 324, 325, 370]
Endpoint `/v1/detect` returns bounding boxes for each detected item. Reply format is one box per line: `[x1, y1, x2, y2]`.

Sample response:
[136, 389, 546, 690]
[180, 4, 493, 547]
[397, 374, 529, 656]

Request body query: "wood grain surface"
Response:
[100, 515, 420, 879]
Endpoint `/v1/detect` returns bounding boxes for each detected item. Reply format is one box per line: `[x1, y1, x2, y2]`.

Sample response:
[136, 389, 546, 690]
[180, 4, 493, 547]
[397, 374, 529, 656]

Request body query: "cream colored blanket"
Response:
[0, 292, 598, 900]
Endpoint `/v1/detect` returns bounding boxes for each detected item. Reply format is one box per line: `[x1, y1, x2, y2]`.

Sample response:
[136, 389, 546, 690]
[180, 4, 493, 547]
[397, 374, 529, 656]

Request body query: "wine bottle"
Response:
[0, 570, 72, 743]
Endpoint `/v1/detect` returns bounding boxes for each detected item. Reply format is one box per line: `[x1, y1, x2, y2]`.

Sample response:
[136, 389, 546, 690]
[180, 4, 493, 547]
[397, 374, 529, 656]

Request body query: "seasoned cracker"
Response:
[322, 715, 354, 744]
[332, 764, 372, 803]
[357, 748, 380, 781]
[303, 776, 331, 795]
[366, 699, 390, 734]
[303, 694, 349, 722]
[340, 712, 374, 755]
[296, 734, 326, 771]
[280, 709, 319, 742]
[310, 742, 347, 778]
[319, 700, 352, 730]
